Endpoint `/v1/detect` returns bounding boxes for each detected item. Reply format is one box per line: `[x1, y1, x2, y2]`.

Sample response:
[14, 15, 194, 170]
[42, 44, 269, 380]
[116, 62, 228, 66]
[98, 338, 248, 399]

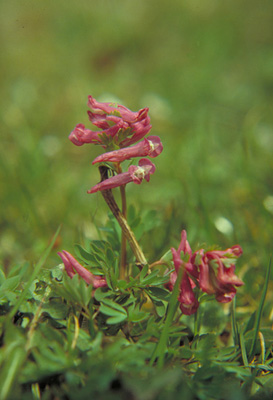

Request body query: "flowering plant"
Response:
[60, 96, 244, 322]
[2, 95, 272, 400]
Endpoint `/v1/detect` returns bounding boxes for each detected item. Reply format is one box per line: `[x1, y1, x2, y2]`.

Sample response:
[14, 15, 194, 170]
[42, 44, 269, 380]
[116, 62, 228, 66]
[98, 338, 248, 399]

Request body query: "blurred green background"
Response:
[1, 0, 273, 301]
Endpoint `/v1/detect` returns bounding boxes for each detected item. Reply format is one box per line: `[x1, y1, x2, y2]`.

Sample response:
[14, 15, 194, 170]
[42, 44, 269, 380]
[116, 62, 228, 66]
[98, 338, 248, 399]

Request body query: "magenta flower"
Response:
[88, 158, 156, 194]
[178, 272, 199, 315]
[197, 246, 244, 303]
[58, 250, 107, 289]
[166, 230, 199, 315]
[87, 95, 150, 124]
[69, 95, 152, 148]
[165, 230, 244, 314]
[92, 136, 163, 164]
[171, 230, 199, 282]
[118, 117, 152, 147]
[69, 122, 124, 147]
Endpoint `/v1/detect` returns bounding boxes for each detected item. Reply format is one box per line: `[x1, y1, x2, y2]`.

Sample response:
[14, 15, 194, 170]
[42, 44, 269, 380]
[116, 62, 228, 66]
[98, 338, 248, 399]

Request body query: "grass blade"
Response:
[149, 268, 183, 368]
[249, 256, 272, 361]
[8, 226, 61, 320]
[231, 296, 239, 346]
[239, 332, 249, 367]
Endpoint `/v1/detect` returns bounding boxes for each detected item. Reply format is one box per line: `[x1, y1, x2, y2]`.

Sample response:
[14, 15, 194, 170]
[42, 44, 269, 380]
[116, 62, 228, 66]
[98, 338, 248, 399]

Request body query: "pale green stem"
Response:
[99, 166, 147, 268]
[116, 163, 127, 279]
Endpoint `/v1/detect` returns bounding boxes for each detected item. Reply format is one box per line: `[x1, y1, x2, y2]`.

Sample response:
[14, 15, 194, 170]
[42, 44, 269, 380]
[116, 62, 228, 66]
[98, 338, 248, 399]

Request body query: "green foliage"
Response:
[0, 231, 273, 399]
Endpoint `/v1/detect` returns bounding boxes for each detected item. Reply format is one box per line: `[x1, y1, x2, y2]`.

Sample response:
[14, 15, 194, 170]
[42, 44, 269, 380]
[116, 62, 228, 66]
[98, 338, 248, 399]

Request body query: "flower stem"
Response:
[99, 166, 148, 268]
[116, 163, 127, 279]
[120, 186, 127, 279]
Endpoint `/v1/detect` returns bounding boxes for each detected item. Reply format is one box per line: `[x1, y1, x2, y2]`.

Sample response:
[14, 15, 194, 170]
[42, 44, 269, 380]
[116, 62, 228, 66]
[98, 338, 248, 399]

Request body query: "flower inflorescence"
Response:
[165, 230, 243, 315]
[69, 95, 163, 193]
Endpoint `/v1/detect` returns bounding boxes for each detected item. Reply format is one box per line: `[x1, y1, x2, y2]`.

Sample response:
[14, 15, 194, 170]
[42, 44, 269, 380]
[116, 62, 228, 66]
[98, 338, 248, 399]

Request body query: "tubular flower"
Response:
[58, 250, 107, 289]
[118, 117, 152, 147]
[166, 230, 199, 315]
[68, 122, 124, 147]
[92, 136, 163, 164]
[87, 95, 150, 125]
[69, 95, 152, 148]
[165, 230, 244, 314]
[196, 246, 244, 303]
[179, 272, 199, 315]
[88, 158, 156, 194]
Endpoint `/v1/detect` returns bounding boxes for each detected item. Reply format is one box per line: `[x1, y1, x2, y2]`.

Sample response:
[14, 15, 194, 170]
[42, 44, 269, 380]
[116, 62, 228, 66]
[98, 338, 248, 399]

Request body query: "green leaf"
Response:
[146, 287, 170, 301]
[149, 267, 183, 368]
[139, 264, 149, 281]
[106, 314, 127, 325]
[239, 332, 249, 367]
[141, 270, 162, 285]
[0, 267, 6, 284]
[100, 299, 127, 316]
[42, 300, 69, 320]
[0, 324, 27, 400]
[249, 256, 271, 361]
[154, 300, 167, 318]
[244, 328, 273, 355]
[100, 304, 125, 317]
[94, 287, 111, 302]
[105, 247, 117, 269]
[90, 240, 108, 252]
[0, 347, 26, 400]
[0, 275, 21, 297]
[243, 310, 256, 334]
[127, 308, 147, 323]
[8, 226, 61, 320]
[74, 244, 100, 264]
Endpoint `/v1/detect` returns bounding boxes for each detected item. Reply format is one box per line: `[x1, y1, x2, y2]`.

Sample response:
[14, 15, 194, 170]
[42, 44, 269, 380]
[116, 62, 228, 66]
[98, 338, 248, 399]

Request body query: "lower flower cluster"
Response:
[165, 230, 244, 315]
[58, 229, 243, 317]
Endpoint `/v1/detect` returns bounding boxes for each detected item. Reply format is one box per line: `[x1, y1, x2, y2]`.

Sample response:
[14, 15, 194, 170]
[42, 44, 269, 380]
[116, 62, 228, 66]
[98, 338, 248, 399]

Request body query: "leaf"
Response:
[244, 328, 273, 355]
[139, 264, 149, 281]
[74, 244, 100, 265]
[94, 287, 112, 302]
[249, 256, 271, 361]
[154, 300, 167, 318]
[106, 314, 127, 325]
[0, 268, 6, 284]
[127, 308, 147, 323]
[0, 275, 21, 297]
[159, 249, 173, 263]
[0, 347, 26, 400]
[42, 300, 69, 320]
[52, 274, 93, 308]
[149, 267, 183, 368]
[146, 287, 170, 301]
[239, 332, 249, 367]
[141, 270, 162, 285]
[100, 299, 127, 317]
[90, 240, 108, 252]
[0, 324, 27, 400]
[117, 279, 127, 290]
[105, 247, 117, 270]
[243, 310, 256, 334]
[8, 226, 61, 320]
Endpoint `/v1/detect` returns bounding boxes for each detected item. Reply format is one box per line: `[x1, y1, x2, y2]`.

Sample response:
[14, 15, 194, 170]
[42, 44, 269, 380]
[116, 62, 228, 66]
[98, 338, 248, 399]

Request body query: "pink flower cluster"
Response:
[58, 250, 107, 289]
[165, 230, 244, 315]
[69, 96, 152, 148]
[69, 96, 163, 194]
